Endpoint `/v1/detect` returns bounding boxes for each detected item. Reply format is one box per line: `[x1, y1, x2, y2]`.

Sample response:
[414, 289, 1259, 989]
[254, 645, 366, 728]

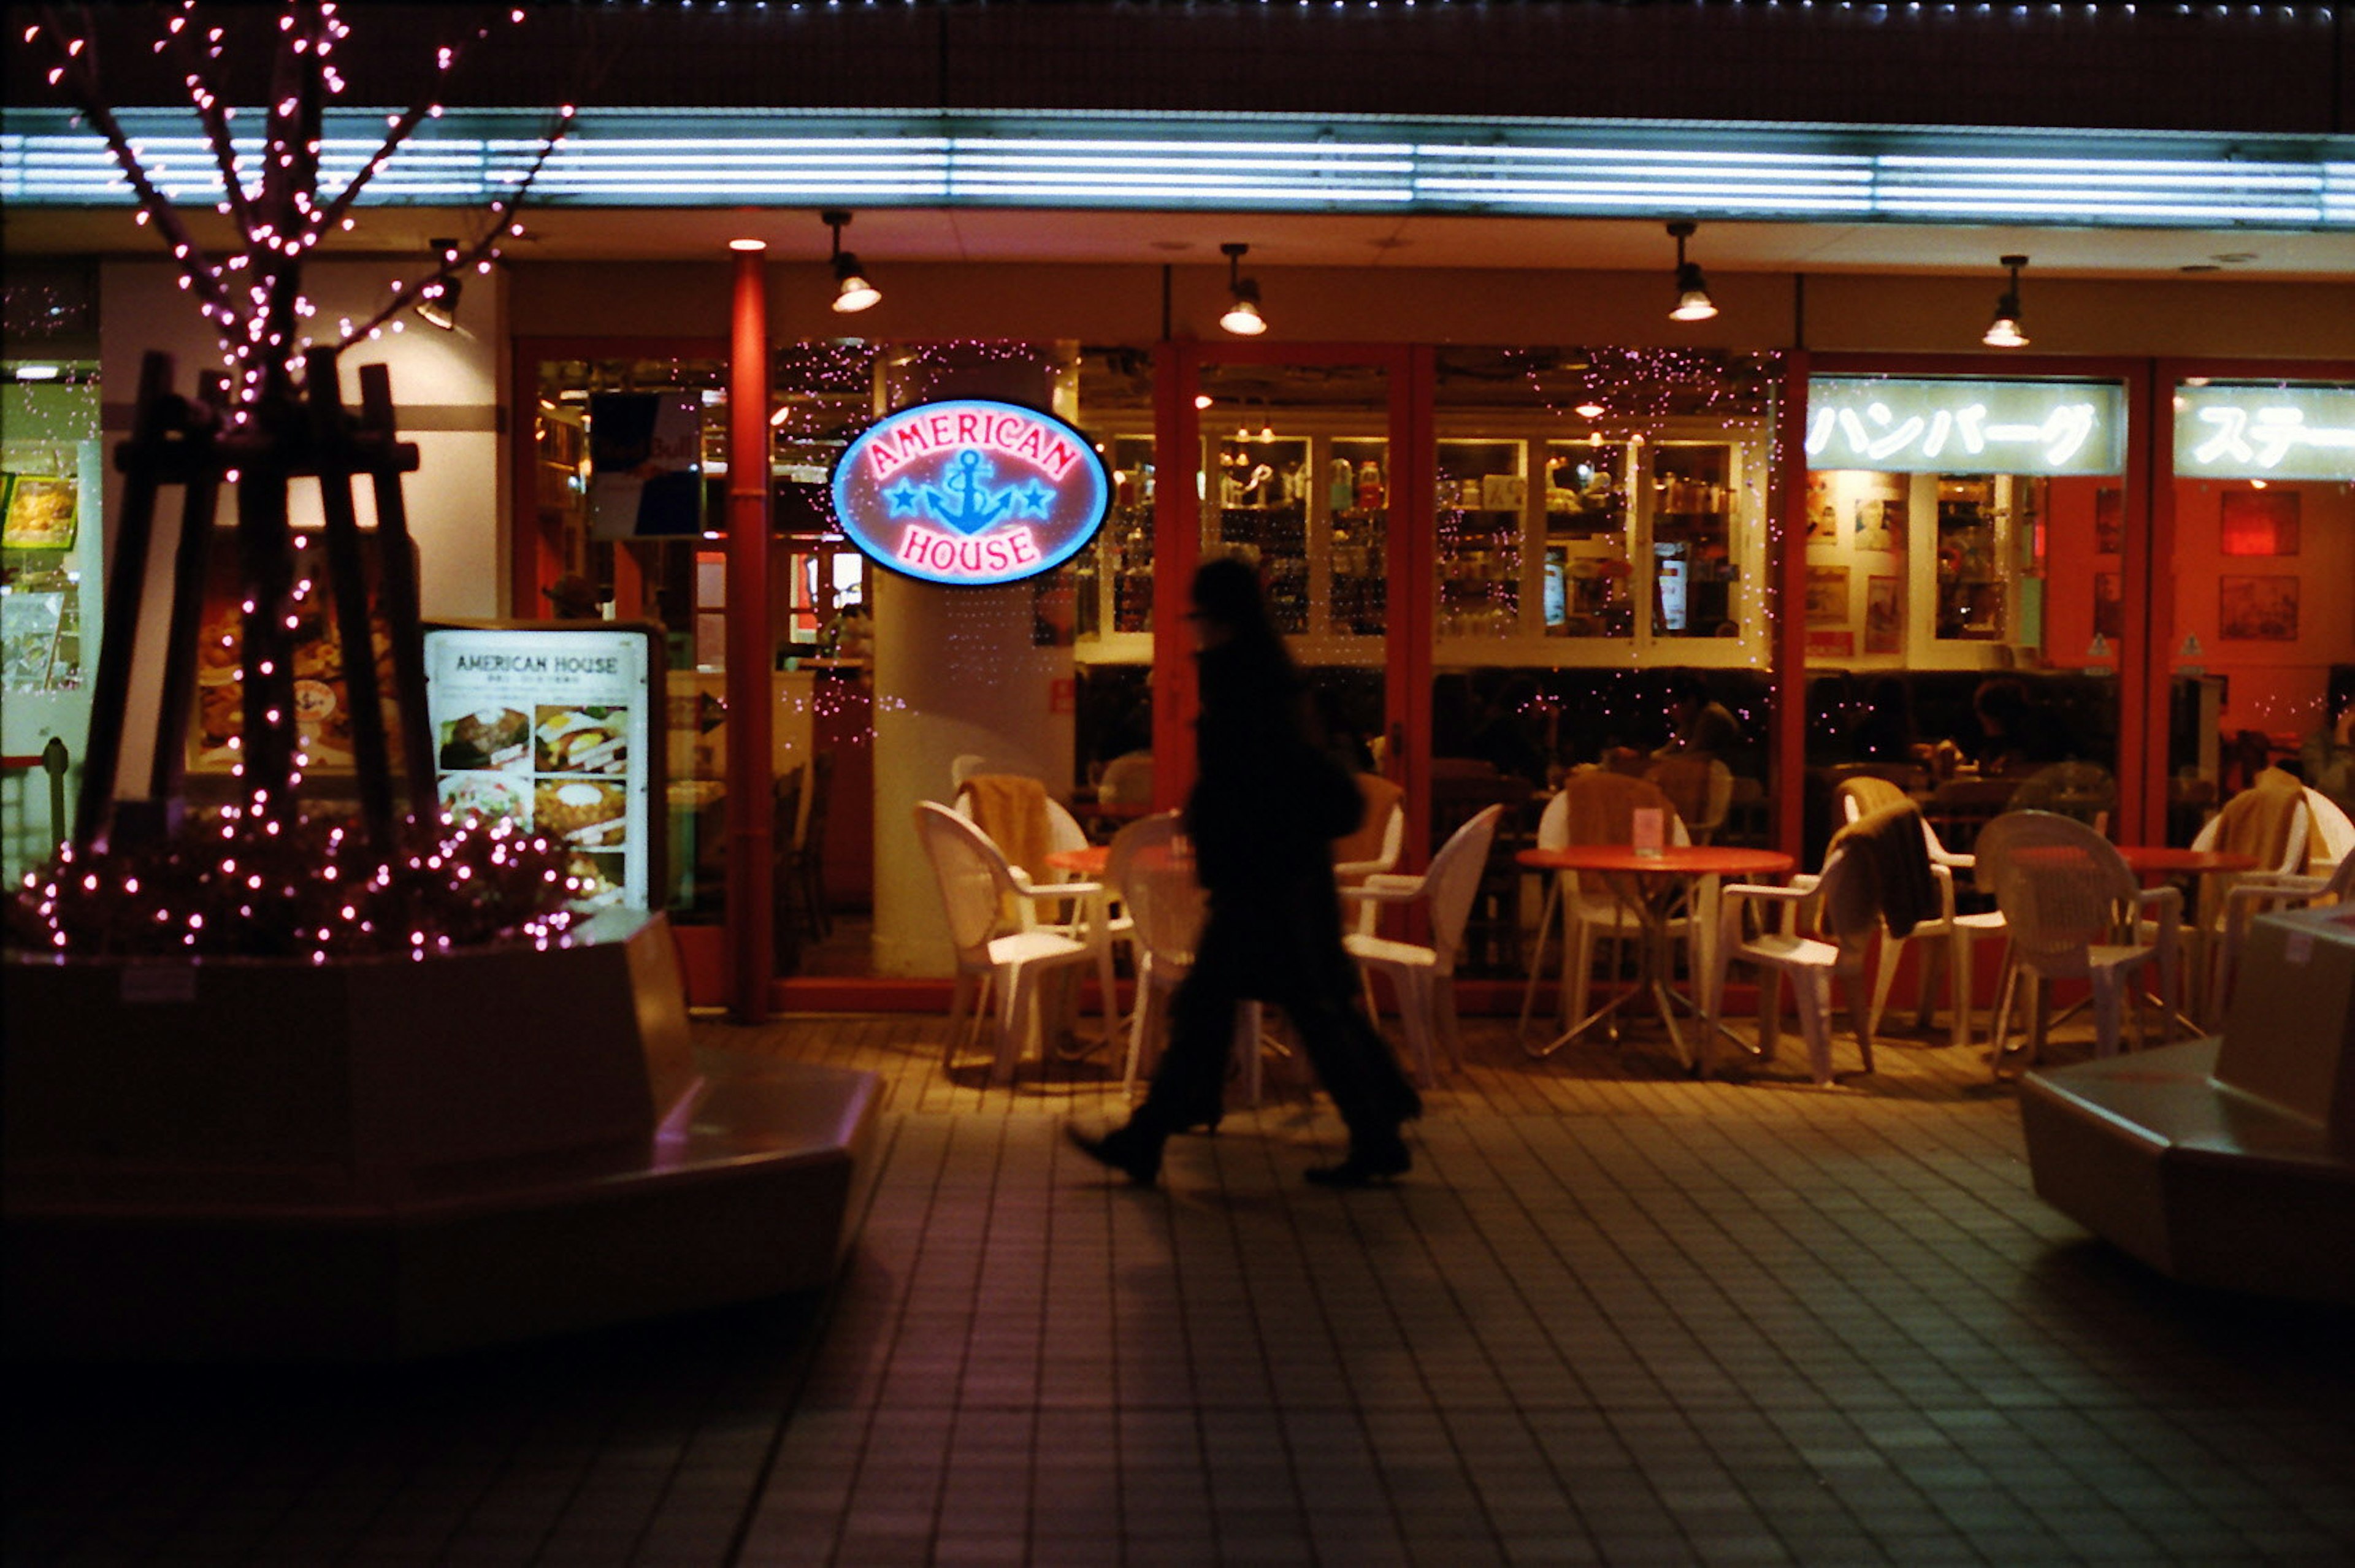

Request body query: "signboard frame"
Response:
[423, 620, 668, 913]
[829, 397, 1113, 587]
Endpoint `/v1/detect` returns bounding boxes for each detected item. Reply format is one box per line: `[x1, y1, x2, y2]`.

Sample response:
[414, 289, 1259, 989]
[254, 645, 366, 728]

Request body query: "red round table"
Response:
[1514, 844, 1796, 1066]
[2113, 846, 2257, 879]
[1044, 845, 1111, 878]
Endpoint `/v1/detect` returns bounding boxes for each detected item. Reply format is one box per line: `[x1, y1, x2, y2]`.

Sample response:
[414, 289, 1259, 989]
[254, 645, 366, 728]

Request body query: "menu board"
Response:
[423, 624, 663, 911]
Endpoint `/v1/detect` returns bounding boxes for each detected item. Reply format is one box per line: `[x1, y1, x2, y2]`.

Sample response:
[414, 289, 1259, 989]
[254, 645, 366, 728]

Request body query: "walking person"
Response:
[1066, 558, 1422, 1188]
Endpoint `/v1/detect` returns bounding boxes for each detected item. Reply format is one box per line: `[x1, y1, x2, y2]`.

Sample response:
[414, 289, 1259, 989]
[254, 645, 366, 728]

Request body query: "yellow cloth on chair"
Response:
[1332, 773, 1404, 868]
[1835, 774, 1911, 820]
[1829, 800, 1940, 939]
[963, 774, 1054, 915]
[2214, 768, 2305, 863]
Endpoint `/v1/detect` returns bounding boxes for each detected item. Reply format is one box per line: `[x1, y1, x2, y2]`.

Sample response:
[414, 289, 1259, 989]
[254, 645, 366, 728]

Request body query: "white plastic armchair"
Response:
[2213, 843, 2355, 1012]
[1106, 811, 1265, 1107]
[1703, 844, 1879, 1087]
[913, 802, 1103, 1086]
[1973, 811, 2180, 1078]
[1343, 804, 1506, 1083]
[1836, 780, 2004, 1048]
[956, 786, 1122, 1044]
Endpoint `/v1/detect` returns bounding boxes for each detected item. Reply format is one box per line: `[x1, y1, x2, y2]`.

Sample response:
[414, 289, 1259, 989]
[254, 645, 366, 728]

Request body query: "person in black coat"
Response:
[1067, 558, 1422, 1188]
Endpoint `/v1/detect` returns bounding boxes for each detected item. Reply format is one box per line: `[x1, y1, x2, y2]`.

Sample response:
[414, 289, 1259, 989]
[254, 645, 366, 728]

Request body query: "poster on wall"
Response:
[1852, 497, 1904, 553]
[2218, 576, 2299, 643]
[1804, 565, 1850, 625]
[1865, 576, 1902, 654]
[588, 392, 705, 540]
[423, 623, 665, 911]
[2219, 489, 2300, 557]
[2, 473, 78, 550]
[187, 529, 402, 776]
[2094, 486, 2123, 555]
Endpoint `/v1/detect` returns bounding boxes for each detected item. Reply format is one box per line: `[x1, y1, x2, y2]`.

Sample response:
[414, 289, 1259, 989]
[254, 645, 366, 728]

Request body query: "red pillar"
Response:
[725, 245, 774, 1022]
[1772, 353, 1812, 860]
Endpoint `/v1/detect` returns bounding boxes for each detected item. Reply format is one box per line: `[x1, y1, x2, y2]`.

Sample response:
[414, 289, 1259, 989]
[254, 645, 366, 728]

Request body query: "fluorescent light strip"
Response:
[5, 120, 2349, 231]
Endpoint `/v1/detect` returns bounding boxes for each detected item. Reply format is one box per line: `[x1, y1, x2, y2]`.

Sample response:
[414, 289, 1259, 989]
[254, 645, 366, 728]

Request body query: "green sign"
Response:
[1807, 377, 2125, 476]
[2174, 383, 2355, 482]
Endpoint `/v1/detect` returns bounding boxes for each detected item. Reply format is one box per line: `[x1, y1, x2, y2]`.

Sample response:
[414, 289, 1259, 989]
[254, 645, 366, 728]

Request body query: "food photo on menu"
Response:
[438, 771, 530, 827]
[534, 704, 629, 774]
[565, 850, 627, 908]
[534, 778, 627, 849]
[437, 707, 532, 771]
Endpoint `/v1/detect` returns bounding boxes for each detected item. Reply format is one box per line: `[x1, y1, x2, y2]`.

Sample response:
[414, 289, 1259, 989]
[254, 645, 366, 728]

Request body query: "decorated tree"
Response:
[8, 2, 583, 960]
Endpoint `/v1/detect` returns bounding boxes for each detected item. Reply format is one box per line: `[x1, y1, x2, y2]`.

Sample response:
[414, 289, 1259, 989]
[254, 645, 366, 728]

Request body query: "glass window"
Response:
[2, 360, 102, 880]
[2164, 378, 2355, 846]
[1803, 374, 2130, 857]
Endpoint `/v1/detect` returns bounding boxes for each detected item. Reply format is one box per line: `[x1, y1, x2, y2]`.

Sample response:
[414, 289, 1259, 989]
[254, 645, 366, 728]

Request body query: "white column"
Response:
[868, 350, 1081, 976]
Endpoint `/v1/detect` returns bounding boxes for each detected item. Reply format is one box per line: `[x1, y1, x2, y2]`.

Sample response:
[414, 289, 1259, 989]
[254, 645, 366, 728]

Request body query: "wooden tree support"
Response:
[74, 350, 434, 856]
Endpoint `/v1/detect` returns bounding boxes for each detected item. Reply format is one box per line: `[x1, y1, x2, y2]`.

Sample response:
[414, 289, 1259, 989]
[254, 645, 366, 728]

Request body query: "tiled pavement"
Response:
[7, 1009, 2354, 1566]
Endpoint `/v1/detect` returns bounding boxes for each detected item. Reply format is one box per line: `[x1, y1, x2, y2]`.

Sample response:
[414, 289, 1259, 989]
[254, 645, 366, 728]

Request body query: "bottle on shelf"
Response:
[1356, 459, 1385, 510]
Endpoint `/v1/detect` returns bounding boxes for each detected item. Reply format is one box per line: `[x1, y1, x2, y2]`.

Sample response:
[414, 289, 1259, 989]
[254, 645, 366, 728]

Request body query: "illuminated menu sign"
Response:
[423, 624, 662, 912]
[831, 398, 1111, 586]
[1807, 377, 2125, 475]
[2174, 383, 2355, 482]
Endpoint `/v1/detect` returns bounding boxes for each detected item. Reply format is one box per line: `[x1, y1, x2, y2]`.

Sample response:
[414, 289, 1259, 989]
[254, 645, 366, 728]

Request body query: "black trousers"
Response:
[1136, 892, 1420, 1147]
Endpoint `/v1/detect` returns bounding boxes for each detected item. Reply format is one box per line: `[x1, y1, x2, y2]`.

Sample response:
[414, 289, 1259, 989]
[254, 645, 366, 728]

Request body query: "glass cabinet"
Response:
[1193, 425, 1392, 662]
[1425, 427, 1767, 665]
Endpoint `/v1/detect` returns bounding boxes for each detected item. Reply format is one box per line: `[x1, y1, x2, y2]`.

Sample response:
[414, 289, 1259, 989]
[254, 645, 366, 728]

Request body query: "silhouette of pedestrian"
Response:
[1067, 557, 1422, 1187]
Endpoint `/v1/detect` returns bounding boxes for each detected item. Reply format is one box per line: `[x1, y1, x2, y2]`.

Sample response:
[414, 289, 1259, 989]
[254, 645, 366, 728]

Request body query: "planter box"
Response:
[4, 911, 881, 1358]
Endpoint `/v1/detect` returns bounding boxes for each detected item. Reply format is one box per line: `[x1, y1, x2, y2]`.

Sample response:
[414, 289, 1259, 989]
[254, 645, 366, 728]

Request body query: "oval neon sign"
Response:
[830, 398, 1112, 586]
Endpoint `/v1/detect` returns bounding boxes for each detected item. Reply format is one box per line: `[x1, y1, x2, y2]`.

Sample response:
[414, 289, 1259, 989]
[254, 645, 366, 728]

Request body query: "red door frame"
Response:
[1155, 341, 1431, 855]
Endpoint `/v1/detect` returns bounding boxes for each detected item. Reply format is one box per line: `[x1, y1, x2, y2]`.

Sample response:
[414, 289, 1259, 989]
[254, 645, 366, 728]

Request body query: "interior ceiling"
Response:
[8, 205, 2351, 280]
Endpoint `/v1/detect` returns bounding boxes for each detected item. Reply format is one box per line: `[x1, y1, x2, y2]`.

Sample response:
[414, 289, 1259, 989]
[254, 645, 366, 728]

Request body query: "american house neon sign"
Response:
[831, 399, 1111, 586]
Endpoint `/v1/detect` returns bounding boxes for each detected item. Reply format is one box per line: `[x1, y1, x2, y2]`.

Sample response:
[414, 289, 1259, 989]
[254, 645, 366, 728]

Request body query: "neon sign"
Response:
[2175, 383, 2355, 481]
[831, 399, 1111, 586]
[1806, 377, 2124, 475]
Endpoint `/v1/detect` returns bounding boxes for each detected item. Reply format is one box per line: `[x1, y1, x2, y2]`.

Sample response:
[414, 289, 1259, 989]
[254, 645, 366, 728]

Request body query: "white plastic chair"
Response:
[957, 786, 1122, 1046]
[1974, 811, 2181, 1077]
[1098, 751, 1155, 807]
[1108, 811, 1265, 1107]
[2212, 838, 2355, 1012]
[913, 802, 1102, 1086]
[1517, 775, 1692, 1038]
[1836, 778, 2005, 1048]
[2171, 784, 2311, 1021]
[1703, 844, 1878, 1087]
[1344, 804, 1507, 1084]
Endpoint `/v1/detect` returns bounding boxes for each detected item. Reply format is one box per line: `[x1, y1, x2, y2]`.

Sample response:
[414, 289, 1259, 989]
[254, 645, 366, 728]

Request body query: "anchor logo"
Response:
[883, 449, 1057, 537]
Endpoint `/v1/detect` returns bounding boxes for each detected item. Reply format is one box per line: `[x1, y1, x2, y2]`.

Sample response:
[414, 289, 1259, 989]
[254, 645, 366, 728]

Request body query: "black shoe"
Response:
[1065, 1122, 1163, 1187]
[1304, 1138, 1411, 1188]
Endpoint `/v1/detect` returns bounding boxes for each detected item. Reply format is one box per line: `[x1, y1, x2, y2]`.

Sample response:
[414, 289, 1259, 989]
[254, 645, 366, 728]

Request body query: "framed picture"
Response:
[1804, 565, 1850, 625]
[2219, 489, 2299, 556]
[1864, 575, 1901, 653]
[1804, 473, 1840, 541]
[2, 473, 78, 551]
[2093, 571, 2123, 641]
[1851, 497, 1904, 553]
[2094, 486, 2123, 555]
[2218, 575, 2299, 641]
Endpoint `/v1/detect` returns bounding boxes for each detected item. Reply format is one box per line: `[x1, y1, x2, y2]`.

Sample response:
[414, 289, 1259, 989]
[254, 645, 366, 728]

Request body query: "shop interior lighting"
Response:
[824, 210, 880, 313]
[412, 237, 461, 331]
[1982, 253, 2031, 348]
[1666, 221, 1717, 322]
[728, 237, 767, 253]
[1219, 243, 1267, 336]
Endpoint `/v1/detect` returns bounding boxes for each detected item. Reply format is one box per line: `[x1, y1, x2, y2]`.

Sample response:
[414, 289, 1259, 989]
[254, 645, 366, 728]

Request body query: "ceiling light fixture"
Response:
[1573, 401, 1606, 419]
[1219, 243, 1267, 336]
[1983, 253, 2030, 348]
[823, 210, 879, 313]
[413, 237, 462, 331]
[728, 237, 767, 253]
[1666, 221, 1717, 323]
